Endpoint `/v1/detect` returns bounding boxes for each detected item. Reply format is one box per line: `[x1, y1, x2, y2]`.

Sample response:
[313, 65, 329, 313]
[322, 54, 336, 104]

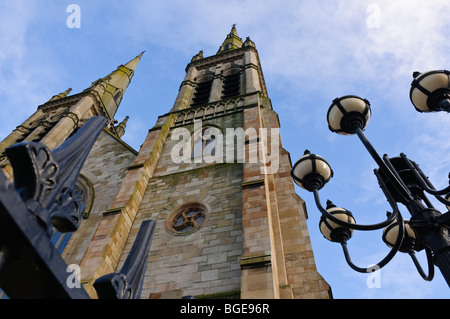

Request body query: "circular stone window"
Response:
[165, 202, 209, 235]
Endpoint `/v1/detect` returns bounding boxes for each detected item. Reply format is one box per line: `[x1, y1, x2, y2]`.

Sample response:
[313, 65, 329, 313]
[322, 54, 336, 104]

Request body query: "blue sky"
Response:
[0, 1, 449, 298]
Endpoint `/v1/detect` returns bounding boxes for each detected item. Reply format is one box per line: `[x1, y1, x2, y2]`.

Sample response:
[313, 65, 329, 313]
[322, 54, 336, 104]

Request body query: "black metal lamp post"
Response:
[291, 94, 450, 286]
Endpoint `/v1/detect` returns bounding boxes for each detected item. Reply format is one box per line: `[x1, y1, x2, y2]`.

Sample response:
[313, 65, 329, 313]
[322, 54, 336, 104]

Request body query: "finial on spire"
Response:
[47, 88, 73, 102]
[114, 115, 129, 138]
[191, 50, 204, 62]
[243, 36, 255, 48]
[217, 25, 243, 53]
[124, 51, 145, 71]
[87, 52, 144, 121]
[230, 24, 239, 36]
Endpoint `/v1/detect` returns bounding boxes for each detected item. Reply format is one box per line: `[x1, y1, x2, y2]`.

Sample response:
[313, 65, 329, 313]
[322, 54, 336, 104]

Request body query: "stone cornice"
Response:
[185, 45, 258, 72]
[38, 92, 86, 112]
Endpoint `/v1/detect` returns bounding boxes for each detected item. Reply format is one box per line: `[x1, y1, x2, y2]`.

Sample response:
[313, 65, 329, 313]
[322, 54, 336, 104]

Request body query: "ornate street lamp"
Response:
[291, 95, 450, 285]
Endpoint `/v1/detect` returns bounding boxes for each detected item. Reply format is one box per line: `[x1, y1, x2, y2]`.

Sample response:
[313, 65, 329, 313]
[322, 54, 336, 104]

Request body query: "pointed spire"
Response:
[191, 50, 204, 62]
[88, 52, 144, 120]
[123, 51, 146, 72]
[47, 88, 72, 102]
[217, 24, 243, 53]
[229, 24, 239, 36]
[114, 115, 129, 138]
[243, 36, 256, 48]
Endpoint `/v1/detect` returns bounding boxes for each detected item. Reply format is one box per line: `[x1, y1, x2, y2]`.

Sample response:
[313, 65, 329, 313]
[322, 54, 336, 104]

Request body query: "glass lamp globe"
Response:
[319, 201, 356, 243]
[410, 70, 450, 112]
[382, 219, 416, 253]
[327, 95, 371, 135]
[291, 150, 333, 191]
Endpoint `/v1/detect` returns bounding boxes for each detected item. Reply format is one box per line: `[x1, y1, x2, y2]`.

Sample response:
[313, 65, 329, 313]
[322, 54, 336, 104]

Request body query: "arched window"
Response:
[113, 90, 122, 104]
[221, 67, 241, 99]
[73, 175, 94, 219]
[191, 73, 214, 107]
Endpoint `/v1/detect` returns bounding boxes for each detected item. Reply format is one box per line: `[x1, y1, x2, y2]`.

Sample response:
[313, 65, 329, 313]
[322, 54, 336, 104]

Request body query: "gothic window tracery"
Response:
[172, 206, 206, 233]
[165, 202, 209, 235]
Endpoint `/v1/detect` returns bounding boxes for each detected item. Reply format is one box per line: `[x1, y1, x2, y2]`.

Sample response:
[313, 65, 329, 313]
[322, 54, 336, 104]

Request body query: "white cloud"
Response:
[365, 1, 450, 71]
[0, 1, 62, 138]
[410, 115, 450, 194]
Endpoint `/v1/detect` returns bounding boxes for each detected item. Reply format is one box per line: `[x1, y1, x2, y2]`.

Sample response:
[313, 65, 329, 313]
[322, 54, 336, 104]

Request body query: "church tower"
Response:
[0, 27, 331, 299]
[77, 26, 331, 299]
[0, 53, 143, 300]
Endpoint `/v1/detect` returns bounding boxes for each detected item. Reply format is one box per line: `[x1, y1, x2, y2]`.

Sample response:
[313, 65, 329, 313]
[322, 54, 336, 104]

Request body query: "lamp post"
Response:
[291, 93, 450, 286]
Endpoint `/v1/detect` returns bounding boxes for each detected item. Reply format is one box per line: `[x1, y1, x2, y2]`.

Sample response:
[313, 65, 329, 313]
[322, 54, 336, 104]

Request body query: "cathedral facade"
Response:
[0, 27, 331, 299]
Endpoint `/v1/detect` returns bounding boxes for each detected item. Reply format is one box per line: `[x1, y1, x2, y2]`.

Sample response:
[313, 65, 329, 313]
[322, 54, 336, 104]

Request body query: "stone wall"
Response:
[134, 163, 243, 299]
[118, 111, 246, 299]
[62, 130, 137, 269]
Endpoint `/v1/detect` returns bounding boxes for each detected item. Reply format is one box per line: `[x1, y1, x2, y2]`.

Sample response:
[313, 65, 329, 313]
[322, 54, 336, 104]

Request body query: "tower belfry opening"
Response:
[191, 78, 213, 107]
[221, 71, 241, 98]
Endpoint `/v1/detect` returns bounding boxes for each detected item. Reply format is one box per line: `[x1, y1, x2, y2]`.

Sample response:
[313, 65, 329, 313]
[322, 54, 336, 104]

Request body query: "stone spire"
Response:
[217, 24, 243, 53]
[47, 88, 72, 102]
[84, 51, 145, 121]
[39, 52, 144, 150]
[123, 51, 145, 73]
[114, 115, 129, 138]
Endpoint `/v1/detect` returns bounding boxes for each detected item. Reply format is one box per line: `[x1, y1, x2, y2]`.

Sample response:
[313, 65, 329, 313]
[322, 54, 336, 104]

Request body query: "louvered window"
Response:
[221, 72, 240, 99]
[191, 79, 213, 106]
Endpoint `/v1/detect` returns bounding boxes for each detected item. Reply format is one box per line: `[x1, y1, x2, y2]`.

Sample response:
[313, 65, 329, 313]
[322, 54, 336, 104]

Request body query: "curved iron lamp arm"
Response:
[312, 165, 406, 273]
[408, 248, 435, 281]
[312, 188, 398, 231]
[340, 214, 403, 273]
